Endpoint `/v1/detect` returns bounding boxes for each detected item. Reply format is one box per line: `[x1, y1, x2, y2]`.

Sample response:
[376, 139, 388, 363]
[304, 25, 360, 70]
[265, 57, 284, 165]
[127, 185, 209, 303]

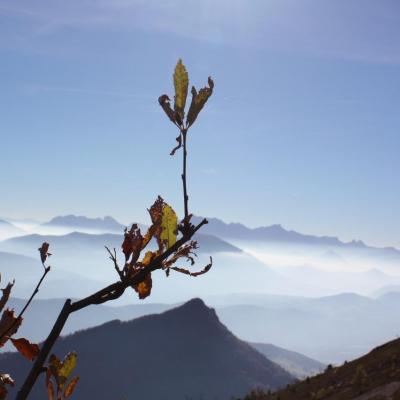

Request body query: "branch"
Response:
[71, 218, 207, 312]
[0, 266, 50, 344]
[16, 299, 72, 400]
[17, 218, 208, 400]
[105, 246, 124, 281]
[181, 128, 189, 222]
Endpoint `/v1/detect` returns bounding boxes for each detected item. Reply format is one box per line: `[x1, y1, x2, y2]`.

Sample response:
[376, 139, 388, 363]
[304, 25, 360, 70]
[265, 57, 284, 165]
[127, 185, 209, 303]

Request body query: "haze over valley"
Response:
[1, 215, 400, 365]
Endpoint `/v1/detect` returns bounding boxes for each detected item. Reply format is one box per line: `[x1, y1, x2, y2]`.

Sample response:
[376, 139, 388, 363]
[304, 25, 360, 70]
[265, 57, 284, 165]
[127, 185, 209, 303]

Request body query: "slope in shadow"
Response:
[0, 298, 294, 400]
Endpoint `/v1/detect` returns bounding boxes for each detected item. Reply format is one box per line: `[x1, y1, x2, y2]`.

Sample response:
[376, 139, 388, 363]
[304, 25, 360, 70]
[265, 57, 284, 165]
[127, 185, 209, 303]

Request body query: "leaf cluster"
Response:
[108, 195, 212, 300]
[46, 352, 79, 400]
[159, 59, 214, 155]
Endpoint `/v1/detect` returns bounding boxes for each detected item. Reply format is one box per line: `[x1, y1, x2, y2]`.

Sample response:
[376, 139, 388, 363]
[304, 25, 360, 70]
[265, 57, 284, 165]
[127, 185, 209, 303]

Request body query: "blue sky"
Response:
[1, 0, 399, 247]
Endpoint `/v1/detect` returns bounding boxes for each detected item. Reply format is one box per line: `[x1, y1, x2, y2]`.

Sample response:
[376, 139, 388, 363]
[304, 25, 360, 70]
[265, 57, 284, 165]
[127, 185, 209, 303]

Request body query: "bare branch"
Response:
[0, 266, 50, 345]
[105, 246, 124, 281]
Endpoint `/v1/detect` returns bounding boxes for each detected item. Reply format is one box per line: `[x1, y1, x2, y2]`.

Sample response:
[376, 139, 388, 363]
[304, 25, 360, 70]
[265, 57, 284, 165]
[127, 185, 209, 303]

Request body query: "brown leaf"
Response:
[49, 354, 62, 384]
[0, 281, 14, 314]
[63, 376, 79, 398]
[186, 77, 214, 127]
[170, 266, 191, 275]
[171, 256, 213, 277]
[158, 95, 176, 125]
[121, 224, 143, 264]
[141, 219, 161, 251]
[190, 257, 212, 276]
[0, 373, 14, 400]
[0, 309, 22, 347]
[11, 337, 40, 361]
[46, 378, 55, 400]
[148, 196, 165, 253]
[170, 134, 182, 156]
[133, 272, 152, 300]
[38, 242, 51, 264]
[0, 374, 14, 387]
[149, 196, 164, 225]
[163, 241, 198, 268]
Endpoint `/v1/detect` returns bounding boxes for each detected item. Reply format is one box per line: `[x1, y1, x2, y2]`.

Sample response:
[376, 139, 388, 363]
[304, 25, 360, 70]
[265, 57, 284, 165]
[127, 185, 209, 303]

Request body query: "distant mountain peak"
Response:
[192, 215, 400, 255]
[181, 297, 207, 309]
[44, 215, 125, 232]
[0, 298, 293, 400]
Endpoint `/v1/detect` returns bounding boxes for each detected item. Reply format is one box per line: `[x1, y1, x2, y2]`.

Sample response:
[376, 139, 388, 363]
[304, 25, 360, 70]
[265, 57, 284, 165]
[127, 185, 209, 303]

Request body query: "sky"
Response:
[0, 0, 399, 247]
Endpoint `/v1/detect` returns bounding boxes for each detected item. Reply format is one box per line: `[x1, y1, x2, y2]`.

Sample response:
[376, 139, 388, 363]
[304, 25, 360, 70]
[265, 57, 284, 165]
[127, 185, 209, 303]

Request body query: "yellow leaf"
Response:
[173, 59, 189, 117]
[59, 352, 77, 382]
[141, 251, 156, 266]
[160, 204, 178, 249]
[64, 376, 79, 398]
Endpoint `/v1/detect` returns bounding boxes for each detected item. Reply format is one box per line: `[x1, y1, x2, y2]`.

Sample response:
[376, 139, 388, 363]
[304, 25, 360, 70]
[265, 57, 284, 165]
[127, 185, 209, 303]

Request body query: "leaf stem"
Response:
[181, 128, 189, 222]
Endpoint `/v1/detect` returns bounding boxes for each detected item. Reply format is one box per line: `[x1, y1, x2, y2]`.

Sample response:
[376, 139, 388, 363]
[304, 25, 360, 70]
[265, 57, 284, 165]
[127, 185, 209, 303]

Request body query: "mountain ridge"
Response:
[191, 216, 400, 254]
[243, 337, 400, 399]
[11, 214, 399, 255]
[0, 298, 294, 400]
[43, 215, 125, 231]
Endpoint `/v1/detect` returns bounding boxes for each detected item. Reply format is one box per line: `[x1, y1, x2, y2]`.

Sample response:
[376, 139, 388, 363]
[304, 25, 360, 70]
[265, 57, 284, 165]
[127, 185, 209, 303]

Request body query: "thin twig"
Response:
[105, 246, 124, 281]
[181, 128, 189, 222]
[0, 265, 50, 344]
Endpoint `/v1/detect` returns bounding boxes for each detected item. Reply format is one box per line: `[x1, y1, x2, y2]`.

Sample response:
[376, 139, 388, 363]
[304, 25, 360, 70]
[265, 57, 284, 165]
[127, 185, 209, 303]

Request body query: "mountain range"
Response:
[0, 230, 241, 256]
[43, 215, 126, 232]
[0, 299, 294, 400]
[6, 290, 400, 365]
[9, 214, 398, 257]
[215, 292, 400, 363]
[190, 216, 400, 259]
[2, 296, 323, 379]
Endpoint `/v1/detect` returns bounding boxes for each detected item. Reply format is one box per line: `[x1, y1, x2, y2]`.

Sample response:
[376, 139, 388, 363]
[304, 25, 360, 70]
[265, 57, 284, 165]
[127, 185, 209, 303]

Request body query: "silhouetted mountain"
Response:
[244, 338, 400, 400]
[2, 297, 172, 349]
[0, 299, 294, 400]
[43, 215, 125, 232]
[3, 297, 322, 378]
[250, 342, 325, 378]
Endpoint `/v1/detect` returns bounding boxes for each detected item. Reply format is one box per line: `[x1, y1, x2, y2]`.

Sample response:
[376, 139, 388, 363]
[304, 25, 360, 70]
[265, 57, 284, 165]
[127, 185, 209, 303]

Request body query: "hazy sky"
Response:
[1, 0, 399, 247]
